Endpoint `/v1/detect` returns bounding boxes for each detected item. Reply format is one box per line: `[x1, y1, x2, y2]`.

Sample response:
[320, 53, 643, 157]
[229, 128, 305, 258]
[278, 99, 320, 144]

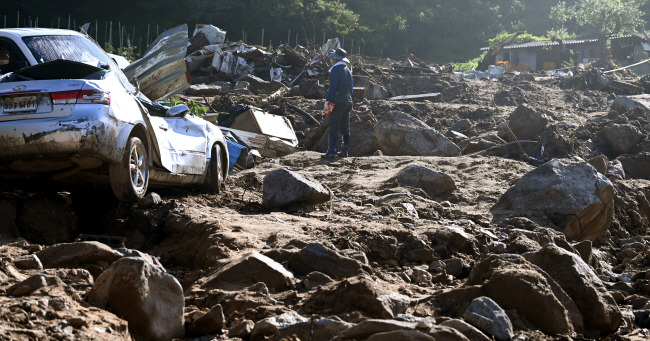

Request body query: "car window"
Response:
[22, 35, 114, 69]
[0, 39, 28, 74]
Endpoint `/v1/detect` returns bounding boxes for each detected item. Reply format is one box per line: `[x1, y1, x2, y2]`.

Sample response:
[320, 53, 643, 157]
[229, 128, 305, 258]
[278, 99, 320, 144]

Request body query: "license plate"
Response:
[3, 96, 39, 113]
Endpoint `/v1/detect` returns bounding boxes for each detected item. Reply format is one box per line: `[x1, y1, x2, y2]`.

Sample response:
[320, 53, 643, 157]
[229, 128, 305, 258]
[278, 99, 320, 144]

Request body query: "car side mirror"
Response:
[166, 104, 189, 117]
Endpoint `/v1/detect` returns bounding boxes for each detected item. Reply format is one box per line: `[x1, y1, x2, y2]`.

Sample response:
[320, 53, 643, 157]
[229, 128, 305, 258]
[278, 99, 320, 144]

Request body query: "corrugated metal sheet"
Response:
[480, 35, 644, 51]
[124, 25, 190, 101]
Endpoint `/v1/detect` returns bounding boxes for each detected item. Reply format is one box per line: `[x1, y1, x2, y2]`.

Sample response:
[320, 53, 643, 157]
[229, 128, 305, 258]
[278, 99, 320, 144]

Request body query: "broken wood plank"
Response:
[389, 93, 441, 101]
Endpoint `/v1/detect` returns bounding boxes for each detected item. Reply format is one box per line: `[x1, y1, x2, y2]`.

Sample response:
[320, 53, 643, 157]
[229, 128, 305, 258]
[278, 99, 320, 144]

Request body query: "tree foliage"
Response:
[0, 0, 647, 63]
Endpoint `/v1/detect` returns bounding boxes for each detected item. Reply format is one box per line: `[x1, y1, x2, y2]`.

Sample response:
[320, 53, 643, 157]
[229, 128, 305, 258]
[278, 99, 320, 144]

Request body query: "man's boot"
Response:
[321, 133, 338, 158]
[338, 134, 351, 157]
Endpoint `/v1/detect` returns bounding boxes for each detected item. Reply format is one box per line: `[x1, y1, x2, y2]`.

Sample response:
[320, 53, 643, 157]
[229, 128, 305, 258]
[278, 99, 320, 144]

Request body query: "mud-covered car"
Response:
[0, 28, 228, 200]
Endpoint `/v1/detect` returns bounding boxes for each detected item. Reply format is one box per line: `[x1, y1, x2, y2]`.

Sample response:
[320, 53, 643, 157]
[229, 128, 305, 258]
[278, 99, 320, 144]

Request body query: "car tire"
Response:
[109, 136, 149, 201]
[206, 144, 224, 193]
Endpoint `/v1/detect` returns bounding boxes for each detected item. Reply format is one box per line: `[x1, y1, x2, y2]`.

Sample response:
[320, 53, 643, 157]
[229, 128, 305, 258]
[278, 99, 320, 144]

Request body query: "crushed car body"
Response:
[0, 28, 228, 200]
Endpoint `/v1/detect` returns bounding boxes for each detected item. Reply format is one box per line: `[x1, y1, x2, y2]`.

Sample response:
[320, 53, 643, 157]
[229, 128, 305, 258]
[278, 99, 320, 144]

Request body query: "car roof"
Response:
[0, 28, 84, 40]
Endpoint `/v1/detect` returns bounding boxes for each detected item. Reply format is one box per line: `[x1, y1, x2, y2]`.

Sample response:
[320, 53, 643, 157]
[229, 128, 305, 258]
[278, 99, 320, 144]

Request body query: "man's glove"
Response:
[324, 101, 331, 111]
[323, 101, 335, 116]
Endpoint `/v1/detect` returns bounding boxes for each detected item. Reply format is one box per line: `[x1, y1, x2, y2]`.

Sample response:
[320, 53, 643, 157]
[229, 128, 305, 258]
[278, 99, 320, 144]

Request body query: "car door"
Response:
[156, 113, 208, 175]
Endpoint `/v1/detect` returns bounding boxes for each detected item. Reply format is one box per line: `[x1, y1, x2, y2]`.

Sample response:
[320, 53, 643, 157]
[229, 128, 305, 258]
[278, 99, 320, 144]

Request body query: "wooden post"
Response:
[95, 20, 98, 41]
[16, 11, 19, 28]
[261, 28, 264, 46]
[351, 39, 354, 55]
[156, 25, 158, 37]
[109, 21, 112, 48]
[58, 17, 60, 29]
[242, 29, 245, 42]
[132, 25, 135, 45]
[147, 24, 150, 45]
[295, 34, 298, 48]
[118, 22, 122, 50]
[287, 29, 290, 47]
[105, 21, 108, 45]
[35, 17, 38, 27]
[68, 15, 70, 29]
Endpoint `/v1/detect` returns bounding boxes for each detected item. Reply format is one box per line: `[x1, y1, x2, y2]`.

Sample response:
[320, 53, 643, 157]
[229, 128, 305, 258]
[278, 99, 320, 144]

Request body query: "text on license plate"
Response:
[3, 96, 39, 113]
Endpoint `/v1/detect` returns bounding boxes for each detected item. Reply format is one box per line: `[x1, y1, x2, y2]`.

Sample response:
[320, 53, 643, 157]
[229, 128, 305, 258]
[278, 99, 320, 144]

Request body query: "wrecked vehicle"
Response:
[0, 28, 228, 200]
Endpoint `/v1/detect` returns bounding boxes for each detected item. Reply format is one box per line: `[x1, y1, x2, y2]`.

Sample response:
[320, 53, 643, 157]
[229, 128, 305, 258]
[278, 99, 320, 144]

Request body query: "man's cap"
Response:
[328, 48, 350, 63]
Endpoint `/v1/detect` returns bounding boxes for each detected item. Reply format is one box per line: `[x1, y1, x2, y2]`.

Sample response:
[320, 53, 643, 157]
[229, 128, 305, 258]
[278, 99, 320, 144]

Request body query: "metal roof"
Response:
[480, 34, 645, 51]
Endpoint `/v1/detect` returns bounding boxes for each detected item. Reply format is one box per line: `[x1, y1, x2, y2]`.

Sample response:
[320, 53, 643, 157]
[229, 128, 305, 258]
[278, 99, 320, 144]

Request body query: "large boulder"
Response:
[373, 111, 461, 156]
[499, 105, 550, 141]
[618, 153, 650, 180]
[524, 244, 622, 336]
[303, 275, 409, 318]
[491, 159, 615, 241]
[602, 124, 643, 156]
[263, 168, 330, 209]
[88, 257, 185, 341]
[288, 243, 366, 279]
[201, 251, 294, 292]
[462, 254, 581, 335]
[387, 164, 457, 197]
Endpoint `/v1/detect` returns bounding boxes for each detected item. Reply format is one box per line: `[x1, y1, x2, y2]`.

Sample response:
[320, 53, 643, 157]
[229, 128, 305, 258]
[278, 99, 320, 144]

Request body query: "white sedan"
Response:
[0, 28, 228, 200]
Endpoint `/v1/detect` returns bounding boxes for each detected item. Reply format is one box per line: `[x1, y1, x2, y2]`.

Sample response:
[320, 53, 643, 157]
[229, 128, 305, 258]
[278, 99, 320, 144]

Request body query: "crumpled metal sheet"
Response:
[124, 24, 190, 101]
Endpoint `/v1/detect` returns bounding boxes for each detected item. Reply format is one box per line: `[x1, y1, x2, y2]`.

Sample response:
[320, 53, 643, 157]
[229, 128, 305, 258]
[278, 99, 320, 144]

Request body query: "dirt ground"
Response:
[2, 69, 650, 340]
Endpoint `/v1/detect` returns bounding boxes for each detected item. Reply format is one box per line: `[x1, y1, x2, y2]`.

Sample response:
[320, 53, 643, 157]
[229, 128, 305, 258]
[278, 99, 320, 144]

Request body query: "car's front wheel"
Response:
[205, 144, 224, 193]
[110, 136, 149, 201]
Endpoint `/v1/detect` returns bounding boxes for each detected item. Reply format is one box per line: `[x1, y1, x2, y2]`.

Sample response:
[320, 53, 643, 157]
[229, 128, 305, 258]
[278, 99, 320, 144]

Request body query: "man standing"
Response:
[323, 48, 353, 158]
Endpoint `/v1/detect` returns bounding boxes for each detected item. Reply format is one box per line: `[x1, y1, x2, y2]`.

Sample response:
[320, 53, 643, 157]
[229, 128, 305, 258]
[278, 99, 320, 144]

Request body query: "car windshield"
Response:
[22, 35, 114, 69]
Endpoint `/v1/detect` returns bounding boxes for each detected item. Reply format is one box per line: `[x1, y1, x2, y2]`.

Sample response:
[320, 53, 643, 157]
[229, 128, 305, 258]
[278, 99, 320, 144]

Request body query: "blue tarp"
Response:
[226, 140, 246, 171]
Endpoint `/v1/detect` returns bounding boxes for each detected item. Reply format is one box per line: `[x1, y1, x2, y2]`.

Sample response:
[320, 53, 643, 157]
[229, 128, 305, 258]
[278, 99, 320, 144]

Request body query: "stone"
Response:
[185, 84, 222, 96]
[187, 304, 225, 336]
[373, 111, 461, 157]
[500, 105, 550, 140]
[365, 81, 389, 100]
[573, 240, 593, 265]
[228, 320, 254, 338]
[524, 244, 622, 336]
[618, 153, 650, 180]
[443, 258, 465, 278]
[263, 168, 331, 209]
[588, 155, 608, 175]
[233, 80, 250, 90]
[464, 254, 581, 335]
[491, 159, 615, 241]
[441, 319, 491, 341]
[8, 274, 65, 297]
[250, 311, 307, 341]
[303, 271, 335, 289]
[303, 275, 409, 318]
[261, 317, 353, 341]
[115, 248, 164, 269]
[602, 123, 643, 156]
[463, 296, 513, 341]
[334, 319, 418, 340]
[367, 330, 435, 341]
[237, 74, 287, 94]
[13, 254, 43, 270]
[201, 251, 294, 291]
[425, 326, 471, 341]
[288, 243, 365, 279]
[388, 164, 457, 197]
[18, 194, 77, 244]
[88, 257, 185, 341]
[36, 241, 122, 273]
[138, 192, 162, 208]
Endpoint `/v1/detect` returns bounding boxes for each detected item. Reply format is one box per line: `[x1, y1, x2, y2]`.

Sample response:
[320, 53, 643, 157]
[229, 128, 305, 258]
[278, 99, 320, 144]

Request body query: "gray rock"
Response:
[88, 257, 185, 341]
[373, 111, 461, 157]
[233, 80, 250, 90]
[13, 254, 43, 270]
[8, 274, 64, 297]
[606, 159, 625, 180]
[365, 81, 389, 100]
[610, 94, 650, 115]
[443, 258, 465, 278]
[185, 84, 222, 96]
[250, 311, 307, 341]
[187, 304, 225, 336]
[500, 105, 550, 140]
[288, 243, 365, 279]
[366, 330, 435, 341]
[388, 164, 457, 197]
[334, 319, 418, 340]
[491, 159, 615, 241]
[463, 296, 513, 341]
[201, 251, 294, 291]
[303, 271, 335, 289]
[524, 244, 622, 336]
[303, 276, 409, 318]
[603, 124, 643, 155]
[441, 319, 491, 341]
[618, 153, 650, 180]
[115, 248, 164, 269]
[138, 192, 162, 208]
[237, 74, 287, 94]
[36, 241, 122, 273]
[259, 317, 353, 341]
[263, 168, 330, 209]
[228, 320, 254, 338]
[588, 155, 608, 175]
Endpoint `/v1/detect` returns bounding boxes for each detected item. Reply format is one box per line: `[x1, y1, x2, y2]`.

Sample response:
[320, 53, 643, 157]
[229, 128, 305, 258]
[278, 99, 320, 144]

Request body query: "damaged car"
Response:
[0, 28, 228, 200]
